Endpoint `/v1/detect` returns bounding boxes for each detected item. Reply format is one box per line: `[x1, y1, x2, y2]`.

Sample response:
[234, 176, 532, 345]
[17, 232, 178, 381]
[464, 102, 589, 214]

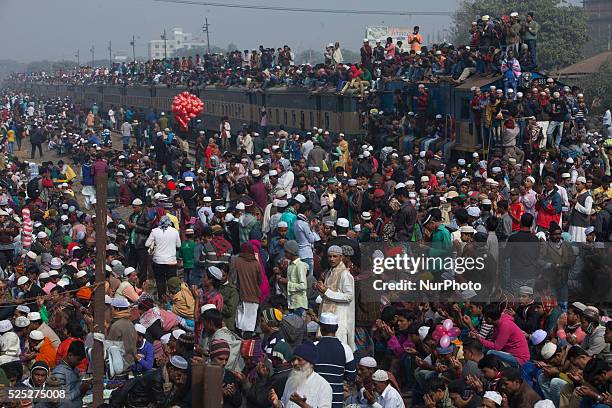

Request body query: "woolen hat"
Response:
[209, 339, 231, 359]
[293, 342, 318, 365]
[283, 240, 299, 255]
[240, 338, 263, 358]
[262, 308, 283, 326]
[272, 341, 293, 363]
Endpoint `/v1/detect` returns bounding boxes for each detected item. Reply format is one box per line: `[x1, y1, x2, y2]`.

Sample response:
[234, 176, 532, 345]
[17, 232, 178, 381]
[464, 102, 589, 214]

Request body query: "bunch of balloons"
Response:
[171, 91, 204, 131]
[431, 319, 461, 348]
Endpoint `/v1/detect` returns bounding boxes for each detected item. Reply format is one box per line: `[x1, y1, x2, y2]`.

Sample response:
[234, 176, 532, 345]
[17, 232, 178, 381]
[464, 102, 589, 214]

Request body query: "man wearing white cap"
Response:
[115, 267, 142, 302]
[345, 356, 380, 405]
[132, 323, 155, 374]
[482, 391, 502, 407]
[321, 218, 360, 270]
[369, 369, 404, 407]
[128, 197, 153, 283]
[108, 297, 138, 369]
[0, 320, 19, 365]
[568, 176, 593, 242]
[314, 312, 356, 408]
[28, 311, 61, 348]
[119, 355, 189, 406]
[520, 176, 537, 219]
[314, 245, 356, 351]
[28, 329, 56, 368]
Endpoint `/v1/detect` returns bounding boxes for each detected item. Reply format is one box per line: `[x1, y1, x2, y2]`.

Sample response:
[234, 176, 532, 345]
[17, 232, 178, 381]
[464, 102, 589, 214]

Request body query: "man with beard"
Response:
[568, 176, 593, 243]
[536, 221, 575, 305]
[500, 367, 541, 407]
[127, 198, 152, 284]
[315, 245, 355, 351]
[536, 176, 562, 232]
[268, 342, 332, 408]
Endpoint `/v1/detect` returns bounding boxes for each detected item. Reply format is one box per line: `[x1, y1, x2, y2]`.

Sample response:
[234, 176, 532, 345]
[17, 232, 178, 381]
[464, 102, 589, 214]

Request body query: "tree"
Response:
[451, 0, 589, 71]
[226, 42, 239, 52]
[575, 60, 612, 116]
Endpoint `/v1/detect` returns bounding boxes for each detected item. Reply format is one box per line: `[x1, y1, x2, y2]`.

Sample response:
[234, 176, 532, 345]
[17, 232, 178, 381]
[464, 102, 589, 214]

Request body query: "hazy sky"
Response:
[0, 0, 469, 62]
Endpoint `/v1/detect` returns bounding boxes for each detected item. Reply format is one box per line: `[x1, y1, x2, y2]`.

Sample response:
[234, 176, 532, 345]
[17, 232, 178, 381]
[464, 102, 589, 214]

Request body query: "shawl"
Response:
[320, 261, 348, 315]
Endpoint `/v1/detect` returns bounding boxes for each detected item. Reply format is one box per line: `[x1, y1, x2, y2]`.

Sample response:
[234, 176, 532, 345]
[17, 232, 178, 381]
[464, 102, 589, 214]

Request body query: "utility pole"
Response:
[202, 17, 211, 54]
[108, 40, 112, 66]
[92, 171, 108, 407]
[75, 49, 80, 67]
[161, 29, 168, 59]
[90, 45, 95, 67]
[130, 35, 136, 62]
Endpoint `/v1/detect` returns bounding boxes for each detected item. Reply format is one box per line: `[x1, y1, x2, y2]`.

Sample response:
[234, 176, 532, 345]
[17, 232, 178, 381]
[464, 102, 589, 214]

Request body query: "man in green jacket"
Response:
[521, 12, 540, 66]
[423, 208, 452, 276]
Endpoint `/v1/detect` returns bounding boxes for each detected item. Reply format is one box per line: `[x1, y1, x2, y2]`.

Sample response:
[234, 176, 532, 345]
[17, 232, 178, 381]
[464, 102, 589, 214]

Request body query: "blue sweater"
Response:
[132, 340, 155, 374]
[315, 336, 357, 408]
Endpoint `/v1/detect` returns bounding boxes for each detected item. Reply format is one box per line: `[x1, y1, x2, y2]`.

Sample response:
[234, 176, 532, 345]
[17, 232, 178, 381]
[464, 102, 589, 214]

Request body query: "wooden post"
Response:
[202, 364, 224, 408]
[92, 172, 108, 406]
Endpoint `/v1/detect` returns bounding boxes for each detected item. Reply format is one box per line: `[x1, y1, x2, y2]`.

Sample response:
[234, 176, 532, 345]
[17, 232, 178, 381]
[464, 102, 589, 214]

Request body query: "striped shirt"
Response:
[315, 336, 356, 408]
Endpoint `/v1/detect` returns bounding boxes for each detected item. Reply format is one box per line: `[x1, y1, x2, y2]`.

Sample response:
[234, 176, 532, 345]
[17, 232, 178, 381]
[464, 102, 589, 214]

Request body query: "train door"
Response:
[315, 95, 322, 129]
[337, 96, 345, 134]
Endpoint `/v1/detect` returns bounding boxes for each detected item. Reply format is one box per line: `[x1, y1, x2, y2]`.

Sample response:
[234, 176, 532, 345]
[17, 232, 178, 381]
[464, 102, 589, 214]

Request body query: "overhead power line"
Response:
[150, 0, 454, 16]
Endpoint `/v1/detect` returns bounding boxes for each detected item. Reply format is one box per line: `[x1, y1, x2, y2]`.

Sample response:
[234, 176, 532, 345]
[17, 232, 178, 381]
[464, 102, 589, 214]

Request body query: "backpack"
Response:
[26, 177, 41, 199]
[108, 377, 138, 407]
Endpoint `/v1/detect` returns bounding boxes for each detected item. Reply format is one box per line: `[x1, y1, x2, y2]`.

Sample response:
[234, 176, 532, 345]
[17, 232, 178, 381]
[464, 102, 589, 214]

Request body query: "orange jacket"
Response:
[35, 337, 57, 369]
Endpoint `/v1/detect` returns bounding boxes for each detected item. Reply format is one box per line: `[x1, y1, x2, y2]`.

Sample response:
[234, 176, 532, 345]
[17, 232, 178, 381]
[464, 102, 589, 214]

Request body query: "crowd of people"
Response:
[13, 11, 543, 95]
[0, 10, 610, 408]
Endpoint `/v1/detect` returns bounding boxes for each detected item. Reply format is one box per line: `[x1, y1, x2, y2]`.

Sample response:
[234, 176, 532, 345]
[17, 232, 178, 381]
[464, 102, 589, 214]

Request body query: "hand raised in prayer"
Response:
[223, 383, 236, 397]
[423, 393, 436, 408]
[466, 375, 483, 393]
[364, 389, 376, 405]
[289, 393, 308, 408]
[268, 389, 280, 407]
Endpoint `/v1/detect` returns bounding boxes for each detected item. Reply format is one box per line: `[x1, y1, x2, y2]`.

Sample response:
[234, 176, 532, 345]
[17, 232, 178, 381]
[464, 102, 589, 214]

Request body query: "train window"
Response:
[300, 111, 305, 130]
[310, 112, 314, 128]
[292, 111, 296, 126]
[284, 110, 288, 125]
[324, 112, 330, 130]
[275, 109, 279, 124]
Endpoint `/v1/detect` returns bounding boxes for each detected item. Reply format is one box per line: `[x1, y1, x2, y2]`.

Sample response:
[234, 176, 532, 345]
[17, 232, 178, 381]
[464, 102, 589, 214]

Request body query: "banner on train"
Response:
[365, 26, 412, 45]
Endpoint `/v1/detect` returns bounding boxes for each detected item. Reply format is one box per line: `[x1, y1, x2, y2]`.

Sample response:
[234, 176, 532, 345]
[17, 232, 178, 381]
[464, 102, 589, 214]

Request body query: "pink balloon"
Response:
[431, 325, 445, 341]
[443, 319, 454, 331]
[449, 327, 461, 338]
[439, 335, 451, 348]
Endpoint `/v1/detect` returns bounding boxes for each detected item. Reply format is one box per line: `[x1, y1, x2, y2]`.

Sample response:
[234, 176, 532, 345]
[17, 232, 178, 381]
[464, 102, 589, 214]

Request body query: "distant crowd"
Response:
[12, 11, 542, 96]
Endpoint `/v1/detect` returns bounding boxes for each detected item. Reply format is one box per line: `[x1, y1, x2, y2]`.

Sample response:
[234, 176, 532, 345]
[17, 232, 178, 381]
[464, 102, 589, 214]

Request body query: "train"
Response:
[20, 72, 555, 153]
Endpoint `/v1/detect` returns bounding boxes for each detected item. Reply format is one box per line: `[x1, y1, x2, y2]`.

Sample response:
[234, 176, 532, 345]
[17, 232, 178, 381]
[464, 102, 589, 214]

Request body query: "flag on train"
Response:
[171, 91, 204, 131]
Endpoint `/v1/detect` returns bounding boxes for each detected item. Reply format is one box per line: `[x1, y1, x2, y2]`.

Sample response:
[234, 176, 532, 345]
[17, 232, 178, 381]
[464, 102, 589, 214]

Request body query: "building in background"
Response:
[148, 27, 206, 59]
[584, 0, 612, 56]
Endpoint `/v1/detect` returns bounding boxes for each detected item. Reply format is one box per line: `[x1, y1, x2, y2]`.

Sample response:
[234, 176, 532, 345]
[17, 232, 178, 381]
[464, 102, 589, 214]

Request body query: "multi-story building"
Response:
[148, 27, 206, 59]
[584, 0, 612, 55]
